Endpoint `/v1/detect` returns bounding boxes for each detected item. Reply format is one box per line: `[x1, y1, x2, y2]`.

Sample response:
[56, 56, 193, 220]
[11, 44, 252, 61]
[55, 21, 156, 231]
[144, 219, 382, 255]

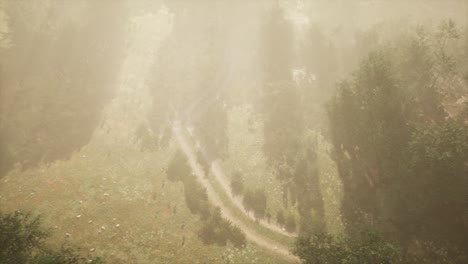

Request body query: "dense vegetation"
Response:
[325, 21, 468, 262]
[0, 211, 103, 264]
[0, 1, 128, 177]
[0, 1, 466, 263]
[167, 150, 246, 248]
[293, 230, 400, 264]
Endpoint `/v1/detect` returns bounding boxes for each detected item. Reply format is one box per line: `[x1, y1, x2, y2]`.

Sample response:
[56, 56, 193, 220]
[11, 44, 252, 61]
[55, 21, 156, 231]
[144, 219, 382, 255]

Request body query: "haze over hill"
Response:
[0, 1, 467, 263]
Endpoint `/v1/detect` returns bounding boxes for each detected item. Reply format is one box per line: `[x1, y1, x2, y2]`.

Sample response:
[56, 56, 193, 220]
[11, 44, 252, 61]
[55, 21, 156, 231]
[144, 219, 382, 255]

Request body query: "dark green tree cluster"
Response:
[275, 209, 297, 233]
[327, 21, 468, 260]
[0, 1, 128, 177]
[198, 208, 246, 249]
[230, 172, 244, 197]
[242, 188, 267, 219]
[0, 211, 104, 264]
[167, 150, 210, 218]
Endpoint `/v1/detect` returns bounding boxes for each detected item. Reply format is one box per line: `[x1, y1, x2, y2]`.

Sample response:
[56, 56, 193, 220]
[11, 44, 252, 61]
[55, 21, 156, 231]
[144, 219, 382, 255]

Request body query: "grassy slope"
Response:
[0, 138, 284, 263]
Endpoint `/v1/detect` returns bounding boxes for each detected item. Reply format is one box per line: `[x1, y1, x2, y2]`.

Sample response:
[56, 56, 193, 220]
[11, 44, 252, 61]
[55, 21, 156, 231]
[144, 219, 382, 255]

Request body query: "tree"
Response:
[184, 177, 211, 219]
[230, 172, 244, 196]
[327, 22, 468, 258]
[259, 4, 327, 234]
[276, 210, 285, 227]
[0, 1, 128, 177]
[198, 207, 246, 248]
[285, 213, 296, 233]
[243, 188, 267, 219]
[166, 150, 191, 182]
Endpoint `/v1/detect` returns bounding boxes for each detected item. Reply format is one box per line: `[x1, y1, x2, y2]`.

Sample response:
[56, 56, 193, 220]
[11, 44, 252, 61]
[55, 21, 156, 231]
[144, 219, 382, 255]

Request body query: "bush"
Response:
[276, 210, 285, 227]
[34, 246, 104, 264]
[183, 177, 210, 219]
[166, 150, 191, 182]
[198, 208, 246, 248]
[285, 214, 296, 233]
[230, 172, 244, 196]
[0, 211, 48, 264]
[292, 230, 400, 264]
[0, 211, 104, 264]
[242, 188, 267, 219]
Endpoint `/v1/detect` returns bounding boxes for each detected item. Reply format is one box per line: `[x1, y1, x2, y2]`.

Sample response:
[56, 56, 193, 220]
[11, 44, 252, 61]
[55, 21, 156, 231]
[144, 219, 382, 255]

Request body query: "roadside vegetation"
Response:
[0, 211, 104, 264]
[167, 150, 246, 248]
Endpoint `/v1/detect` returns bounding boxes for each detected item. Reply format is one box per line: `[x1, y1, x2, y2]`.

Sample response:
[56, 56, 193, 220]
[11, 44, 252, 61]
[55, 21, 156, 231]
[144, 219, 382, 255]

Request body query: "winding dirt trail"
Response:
[185, 127, 297, 237]
[173, 123, 301, 263]
[209, 148, 297, 237]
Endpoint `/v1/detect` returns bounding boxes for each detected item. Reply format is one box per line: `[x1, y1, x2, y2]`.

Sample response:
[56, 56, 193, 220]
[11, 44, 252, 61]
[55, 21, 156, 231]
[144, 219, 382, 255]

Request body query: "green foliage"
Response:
[0, 211, 104, 264]
[34, 247, 104, 264]
[276, 210, 285, 227]
[193, 100, 229, 162]
[0, 1, 128, 177]
[184, 177, 211, 219]
[166, 151, 246, 247]
[403, 241, 468, 264]
[198, 208, 246, 249]
[262, 81, 304, 167]
[401, 120, 468, 245]
[292, 230, 400, 264]
[285, 214, 296, 233]
[166, 150, 191, 182]
[230, 172, 244, 197]
[167, 151, 211, 218]
[242, 188, 267, 219]
[0, 211, 48, 264]
[259, 2, 329, 235]
[327, 21, 468, 258]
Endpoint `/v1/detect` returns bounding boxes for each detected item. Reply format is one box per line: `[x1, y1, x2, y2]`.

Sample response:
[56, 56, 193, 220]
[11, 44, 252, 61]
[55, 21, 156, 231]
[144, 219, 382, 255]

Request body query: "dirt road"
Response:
[173, 123, 301, 263]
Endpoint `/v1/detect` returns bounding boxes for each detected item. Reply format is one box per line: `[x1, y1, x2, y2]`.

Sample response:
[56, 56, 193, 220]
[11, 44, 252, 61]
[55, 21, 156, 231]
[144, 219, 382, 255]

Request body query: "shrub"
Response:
[230, 172, 244, 196]
[0, 211, 104, 264]
[242, 188, 267, 219]
[198, 208, 246, 248]
[0, 211, 48, 264]
[276, 210, 285, 227]
[166, 150, 191, 182]
[285, 214, 296, 233]
[292, 230, 400, 264]
[183, 177, 210, 219]
[34, 246, 104, 264]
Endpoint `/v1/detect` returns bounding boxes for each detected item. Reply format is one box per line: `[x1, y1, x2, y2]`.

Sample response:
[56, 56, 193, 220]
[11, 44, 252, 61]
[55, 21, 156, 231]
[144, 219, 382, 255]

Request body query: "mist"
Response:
[0, 1, 467, 263]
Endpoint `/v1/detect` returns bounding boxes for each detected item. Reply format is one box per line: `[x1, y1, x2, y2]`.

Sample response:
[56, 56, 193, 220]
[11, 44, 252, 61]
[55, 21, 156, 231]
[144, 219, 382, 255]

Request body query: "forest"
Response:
[0, 1, 467, 263]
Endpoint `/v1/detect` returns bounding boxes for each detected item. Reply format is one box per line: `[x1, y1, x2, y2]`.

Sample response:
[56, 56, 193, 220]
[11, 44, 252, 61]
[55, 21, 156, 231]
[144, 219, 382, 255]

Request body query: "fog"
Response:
[0, 1, 467, 263]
